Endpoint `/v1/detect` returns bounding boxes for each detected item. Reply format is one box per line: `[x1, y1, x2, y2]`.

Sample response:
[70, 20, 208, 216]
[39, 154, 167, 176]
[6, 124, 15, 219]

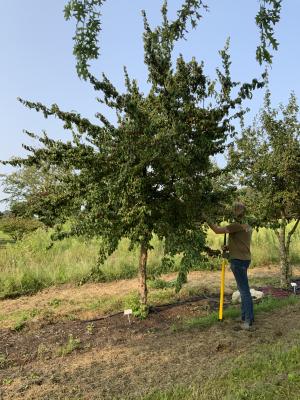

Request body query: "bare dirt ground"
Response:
[0, 265, 286, 324]
[1, 266, 300, 400]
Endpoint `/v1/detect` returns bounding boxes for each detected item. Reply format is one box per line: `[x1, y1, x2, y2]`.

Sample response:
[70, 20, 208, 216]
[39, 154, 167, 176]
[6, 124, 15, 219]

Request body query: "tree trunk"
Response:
[138, 242, 148, 305]
[278, 221, 291, 288]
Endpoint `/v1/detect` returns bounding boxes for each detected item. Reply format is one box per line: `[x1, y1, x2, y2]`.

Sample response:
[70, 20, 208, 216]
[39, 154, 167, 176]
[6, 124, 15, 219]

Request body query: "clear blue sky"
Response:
[1, 1, 299, 210]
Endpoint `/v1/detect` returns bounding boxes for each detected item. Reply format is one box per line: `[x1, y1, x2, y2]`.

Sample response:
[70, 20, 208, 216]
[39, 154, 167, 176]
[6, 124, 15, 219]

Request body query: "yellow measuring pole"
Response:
[219, 234, 227, 321]
[218, 259, 226, 320]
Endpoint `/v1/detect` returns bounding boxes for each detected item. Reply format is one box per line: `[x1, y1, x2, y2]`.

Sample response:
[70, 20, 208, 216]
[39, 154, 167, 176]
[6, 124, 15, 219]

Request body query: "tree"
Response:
[0, 215, 44, 241]
[64, 0, 282, 80]
[229, 90, 300, 287]
[0, 165, 74, 227]
[3, 1, 268, 311]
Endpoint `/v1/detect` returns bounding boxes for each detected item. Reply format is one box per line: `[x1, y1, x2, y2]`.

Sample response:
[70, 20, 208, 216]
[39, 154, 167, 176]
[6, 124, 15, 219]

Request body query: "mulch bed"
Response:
[258, 281, 300, 298]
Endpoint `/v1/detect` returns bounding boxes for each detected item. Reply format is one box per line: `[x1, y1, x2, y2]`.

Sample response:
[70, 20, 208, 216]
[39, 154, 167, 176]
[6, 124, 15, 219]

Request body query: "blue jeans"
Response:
[230, 259, 254, 324]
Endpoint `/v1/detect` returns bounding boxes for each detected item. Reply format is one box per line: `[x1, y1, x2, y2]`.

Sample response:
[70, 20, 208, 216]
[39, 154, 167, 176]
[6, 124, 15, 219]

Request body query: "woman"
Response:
[207, 202, 254, 330]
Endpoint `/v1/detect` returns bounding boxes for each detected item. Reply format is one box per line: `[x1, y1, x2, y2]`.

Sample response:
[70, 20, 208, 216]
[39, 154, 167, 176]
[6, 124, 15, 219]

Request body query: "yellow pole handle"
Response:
[218, 258, 226, 321]
[219, 233, 228, 321]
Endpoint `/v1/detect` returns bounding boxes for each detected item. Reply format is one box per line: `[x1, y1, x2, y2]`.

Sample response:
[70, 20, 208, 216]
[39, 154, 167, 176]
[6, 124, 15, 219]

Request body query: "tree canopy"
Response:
[64, 0, 282, 80]
[0, 165, 73, 226]
[0, 215, 44, 241]
[229, 90, 300, 285]
[2, 0, 280, 308]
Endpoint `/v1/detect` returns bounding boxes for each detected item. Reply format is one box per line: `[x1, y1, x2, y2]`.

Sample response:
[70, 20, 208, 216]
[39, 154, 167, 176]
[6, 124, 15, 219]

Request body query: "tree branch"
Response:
[286, 218, 300, 250]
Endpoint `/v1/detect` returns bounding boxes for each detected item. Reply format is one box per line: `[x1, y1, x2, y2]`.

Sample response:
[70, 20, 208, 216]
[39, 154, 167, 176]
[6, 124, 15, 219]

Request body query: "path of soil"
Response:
[0, 265, 288, 323]
[0, 266, 300, 400]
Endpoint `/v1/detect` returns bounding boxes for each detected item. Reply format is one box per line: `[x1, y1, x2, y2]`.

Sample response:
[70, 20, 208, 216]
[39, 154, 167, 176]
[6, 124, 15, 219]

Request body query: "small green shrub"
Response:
[57, 334, 81, 356]
[2, 378, 13, 385]
[20, 271, 47, 294]
[124, 292, 149, 319]
[86, 322, 95, 335]
[48, 298, 63, 308]
[12, 317, 27, 332]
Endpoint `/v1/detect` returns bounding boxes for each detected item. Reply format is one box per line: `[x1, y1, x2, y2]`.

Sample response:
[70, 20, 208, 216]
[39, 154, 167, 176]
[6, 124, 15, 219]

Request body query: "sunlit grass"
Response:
[184, 295, 300, 330]
[0, 222, 299, 298]
[136, 310, 300, 400]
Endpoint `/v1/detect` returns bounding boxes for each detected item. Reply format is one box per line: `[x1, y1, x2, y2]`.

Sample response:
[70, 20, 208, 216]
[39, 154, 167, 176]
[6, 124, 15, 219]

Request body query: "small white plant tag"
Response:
[124, 309, 133, 324]
[291, 282, 297, 294]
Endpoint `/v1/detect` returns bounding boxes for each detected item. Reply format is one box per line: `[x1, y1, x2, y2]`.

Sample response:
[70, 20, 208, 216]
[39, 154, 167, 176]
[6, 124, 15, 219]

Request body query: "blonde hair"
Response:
[233, 202, 246, 217]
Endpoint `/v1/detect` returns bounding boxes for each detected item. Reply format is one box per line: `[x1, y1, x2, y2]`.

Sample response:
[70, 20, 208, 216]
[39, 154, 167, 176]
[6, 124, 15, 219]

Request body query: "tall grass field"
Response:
[0, 223, 299, 299]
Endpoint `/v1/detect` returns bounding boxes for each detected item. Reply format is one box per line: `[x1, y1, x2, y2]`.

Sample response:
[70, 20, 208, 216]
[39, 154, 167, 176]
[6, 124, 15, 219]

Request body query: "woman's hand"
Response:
[241, 224, 251, 232]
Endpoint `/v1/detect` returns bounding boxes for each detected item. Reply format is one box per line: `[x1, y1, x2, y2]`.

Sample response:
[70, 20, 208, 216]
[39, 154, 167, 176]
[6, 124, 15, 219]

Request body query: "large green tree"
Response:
[3, 1, 272, 310]
[229, 91, 300, 287]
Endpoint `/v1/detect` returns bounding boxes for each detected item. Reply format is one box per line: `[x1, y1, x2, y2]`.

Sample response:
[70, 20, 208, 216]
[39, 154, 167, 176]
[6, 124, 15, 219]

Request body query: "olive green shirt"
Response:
[227, 222, 252, 261]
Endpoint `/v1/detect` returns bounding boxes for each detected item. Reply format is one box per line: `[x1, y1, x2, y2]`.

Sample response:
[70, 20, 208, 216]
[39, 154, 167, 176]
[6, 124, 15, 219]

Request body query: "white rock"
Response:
[250, 288, 264, 300]
[232, 290, 241, 304]
[231, 288, 264, 303]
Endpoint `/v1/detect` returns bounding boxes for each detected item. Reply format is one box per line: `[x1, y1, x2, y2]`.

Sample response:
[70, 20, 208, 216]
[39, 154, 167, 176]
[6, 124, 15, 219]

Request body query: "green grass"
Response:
[135, 326, 300, 400]
[0, 308, 42, 331]
[184, 295, 300, 330]
[0, 230, 178, 298]
[148, 278, 177, 290]
[0, 222, 299, 298]
[0, 287, 179, 329]
[56, 334, 81, 356]
[86, 295, 124, 314]
[0, 230, 10, 239]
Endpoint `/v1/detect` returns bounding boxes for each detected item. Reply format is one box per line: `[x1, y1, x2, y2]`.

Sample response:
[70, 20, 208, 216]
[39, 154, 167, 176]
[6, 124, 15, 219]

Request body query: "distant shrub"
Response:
[0, 216, 44, 240]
